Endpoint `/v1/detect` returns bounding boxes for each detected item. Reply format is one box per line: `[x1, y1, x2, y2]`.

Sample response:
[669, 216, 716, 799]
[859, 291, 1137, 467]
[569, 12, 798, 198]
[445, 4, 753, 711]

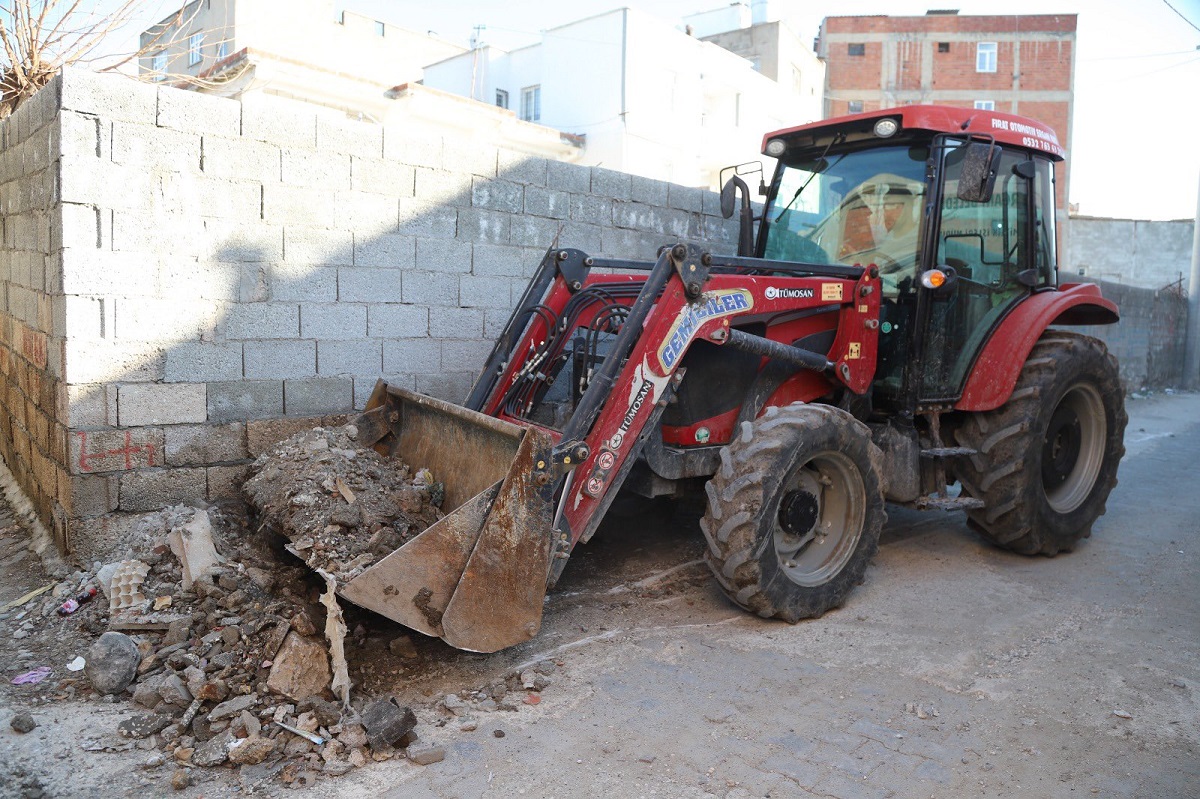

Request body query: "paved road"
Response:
[340, 391, 1200, 799]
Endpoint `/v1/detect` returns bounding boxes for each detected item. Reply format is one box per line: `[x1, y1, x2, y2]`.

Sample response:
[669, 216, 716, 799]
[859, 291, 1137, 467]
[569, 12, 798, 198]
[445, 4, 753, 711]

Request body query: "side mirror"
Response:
[720, 176, 742, 219]
[956, 141, 1000, 203]
[719, 174, 755, 257]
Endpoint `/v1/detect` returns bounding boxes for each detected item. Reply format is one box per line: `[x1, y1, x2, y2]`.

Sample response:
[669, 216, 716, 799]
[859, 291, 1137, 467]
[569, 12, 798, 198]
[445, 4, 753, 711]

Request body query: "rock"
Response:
[86, 632, 141, 694]
[228, 735, 276, 765]
[459, 717, 478, 732]
[297, 696, 341, 727]
[338, 723, 369, 750]
[520, 670, 537, 689]
[1113, 710, 1133, 719]
[195, 679, 229, 703]
[171, 769, 191, 790]
[290, 611, 317, 637]
[245, 567, 275, 591]
[360, 697, 417, 749]
[133, 674, 168, 709]
[192, 729, 236, 767]
[477, 699, 498, 713]
[388, 635, 419, 659]
[237, 709, 261, 738]
[532, 676, 551, 692]
[442, 693, 467, 716]
[221, 625, 241, 647]
[407, 742, 445, 765]
[143, 752, 165, 769]
[533, 660, 557, 676]
[158, 674, 193, 707]
[323, 759, 353, 776]
[208, 693, 258, 722]
[284, 734, 315, 757]
[349, 747, 368, 768]
[266, 632, 330, 701]
[119, 713, 173, 739]
[10, 712, 36, 733]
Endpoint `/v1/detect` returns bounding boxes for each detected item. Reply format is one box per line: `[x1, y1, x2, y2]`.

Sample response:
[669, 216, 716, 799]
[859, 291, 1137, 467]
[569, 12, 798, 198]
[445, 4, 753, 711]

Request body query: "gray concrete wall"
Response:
[1065, 215, 1195, 289]
[0, 68, 738, 555]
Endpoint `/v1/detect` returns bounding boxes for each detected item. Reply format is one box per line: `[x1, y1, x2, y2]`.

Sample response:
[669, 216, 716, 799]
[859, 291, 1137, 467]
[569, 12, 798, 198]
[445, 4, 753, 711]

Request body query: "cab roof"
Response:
[765, 105, 1065, 161]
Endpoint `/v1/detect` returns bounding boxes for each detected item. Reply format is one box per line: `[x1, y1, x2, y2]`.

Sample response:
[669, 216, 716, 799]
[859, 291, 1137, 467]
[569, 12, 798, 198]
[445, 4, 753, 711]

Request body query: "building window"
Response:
[375, 21, 385, 36]
[188, 32, 203, 66]
[792, 66, 803, 94]
[937, 42, 950, 53]
[848, 43, 865, 57]
[974, 100, 995, 110]
[520, 85, 540, 122]
[495, 89, 509, 109]
[976, 42, 997, 73]
[847, 100, 864, 114]
[216, 40, 228, 60]
[152, 52, 167, 81]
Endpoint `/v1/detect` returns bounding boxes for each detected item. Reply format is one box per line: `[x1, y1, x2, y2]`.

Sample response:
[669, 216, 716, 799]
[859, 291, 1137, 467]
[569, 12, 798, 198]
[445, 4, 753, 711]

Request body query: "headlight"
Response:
[764, 138, 787, 157]
[873, 118, 899, 138]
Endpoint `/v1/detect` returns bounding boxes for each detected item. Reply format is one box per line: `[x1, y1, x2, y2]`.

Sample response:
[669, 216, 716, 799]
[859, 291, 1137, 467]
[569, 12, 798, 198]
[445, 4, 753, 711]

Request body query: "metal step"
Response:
[919, 447, 978, 459]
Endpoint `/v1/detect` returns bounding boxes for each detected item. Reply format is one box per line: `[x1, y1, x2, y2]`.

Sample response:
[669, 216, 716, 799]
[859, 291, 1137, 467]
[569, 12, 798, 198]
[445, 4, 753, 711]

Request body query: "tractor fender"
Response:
[955, 283, 1119, 412]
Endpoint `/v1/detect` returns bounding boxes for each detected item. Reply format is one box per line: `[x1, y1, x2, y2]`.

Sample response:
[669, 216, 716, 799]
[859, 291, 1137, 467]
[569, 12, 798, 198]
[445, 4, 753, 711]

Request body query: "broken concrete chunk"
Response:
[86, 631, 141, 695]
[191, 729, 236, 767]
[168, 510, 223, 590]
[360, 698, 417, 750]
[10, 712, 36, 733]
[118, 713, 173, 740]
[208, 693, 259, 722]
[266, 632, 331, 702]
[228, 735, 276, 765]
[406, 742, 445, 765]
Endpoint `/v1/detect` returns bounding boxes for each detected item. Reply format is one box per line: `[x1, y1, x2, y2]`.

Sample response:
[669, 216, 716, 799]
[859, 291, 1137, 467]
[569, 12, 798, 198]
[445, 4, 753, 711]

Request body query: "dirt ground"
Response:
[1, 391, 1197, 799]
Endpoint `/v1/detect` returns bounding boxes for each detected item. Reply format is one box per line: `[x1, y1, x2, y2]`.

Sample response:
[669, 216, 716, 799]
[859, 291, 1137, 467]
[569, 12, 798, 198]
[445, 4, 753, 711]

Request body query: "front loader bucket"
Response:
[338, 381, 556, 652]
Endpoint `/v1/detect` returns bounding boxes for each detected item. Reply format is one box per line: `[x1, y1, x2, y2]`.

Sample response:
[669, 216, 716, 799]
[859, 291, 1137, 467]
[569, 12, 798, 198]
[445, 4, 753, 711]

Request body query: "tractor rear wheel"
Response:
[955, 331, 1126, 555]
[700, 403, 886, 622]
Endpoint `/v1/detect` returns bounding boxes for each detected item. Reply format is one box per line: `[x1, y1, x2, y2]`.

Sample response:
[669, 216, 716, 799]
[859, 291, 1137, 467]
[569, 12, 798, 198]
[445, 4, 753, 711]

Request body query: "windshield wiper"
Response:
[775, 132, 847, 220]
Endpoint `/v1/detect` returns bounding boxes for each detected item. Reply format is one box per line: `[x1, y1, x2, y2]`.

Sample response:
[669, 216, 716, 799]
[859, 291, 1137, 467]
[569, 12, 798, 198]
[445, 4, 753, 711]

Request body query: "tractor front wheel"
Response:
[701, 404, 886, 622]
[956, 331, 1127, 555]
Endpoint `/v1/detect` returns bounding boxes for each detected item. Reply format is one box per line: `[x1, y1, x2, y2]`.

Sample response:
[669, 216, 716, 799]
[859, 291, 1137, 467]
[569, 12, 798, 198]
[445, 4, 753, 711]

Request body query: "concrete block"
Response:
[601, 226, 667, 260]
[415, 371, 473, 403]
[58, 110, 103, 164]
[338, 267, 402, 303]
[400, 271, 457, 305]
[352, 376, 393, 409]
[202, 135, 281, 182]
[164, 342, 243, 383]
[202, 221, 284, 262]
[397, 199, 457, 238]
[59, 68, 157, 124]
[282, 148, 351, 189]
[382, 338, 440, 374]
[318, 116, 383, 159]
[165, 422, 248, 466]
[441, 339, 492, 369]
[414, 168, 470, 205]
[498, 150, 548, 186]
[457, 209, 510, 244]
[415, 237, 471, 273]
[443, 138, 498, 177]
[284, 377, 354, 416]
[155, 260, 240, 303]
[268, 263, 337, 302]
[429, 307, 484, 339]
[207, 464, 251, 501]
[187, 177, 261, 221]
[300, 304, 367, 339]
[111, 121, 201, 172]
[111, 210, 205, 256]
[631, 175, 669, 207]
[591, 167, 632, 200]
[367, 304, 427, 338]
[484, 308, 512, 339]
[350, 158, 414, 196]
[68, 473, 119, 517]
[244, 340, 315, 380]
[118, 383, 207, 426]
[613, 203, 690, 238]
[119, 467, 207, 511]
[61, 295, 105, 341]
[333, 190, 398, 233]
[471, 178, 524, 214]
[571, 195, 612, 225]
[523, 186, 570, 219]
[354, 232, 415, 268]
[670, 184, 704, 213]
[70, 426, 164, 475]
[66, 384, 117, 428]
[263, 184, 336, 226]
[62, 340, 165, 384]
[223, 303, 299, 339]
[244, 416, 319, 456]
[207, 380, 283, 423]
[382, 130, 441, 168]
[508, 216, 562, 250]
[58, 157, 153, 210]
[157, 87, 240, 137]
[242, 93, 317, 149]
[113, 297, 221, 343]
[317, 339, 382, 376]
[460, 276, 518, 310]
[472, 244, 526, 277]
[283, 227, 353, 265]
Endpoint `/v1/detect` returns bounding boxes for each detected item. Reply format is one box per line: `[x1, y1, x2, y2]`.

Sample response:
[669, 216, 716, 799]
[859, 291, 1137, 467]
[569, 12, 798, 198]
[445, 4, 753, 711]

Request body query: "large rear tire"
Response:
[955, 331, 1126, 555]
[700, 404, 886, 622]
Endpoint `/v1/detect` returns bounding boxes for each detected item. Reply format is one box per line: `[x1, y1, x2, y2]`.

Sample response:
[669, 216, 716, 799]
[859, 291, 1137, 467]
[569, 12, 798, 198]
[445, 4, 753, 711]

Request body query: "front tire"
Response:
[700, 404, 886, 622]
[956, 331, 1126, 555]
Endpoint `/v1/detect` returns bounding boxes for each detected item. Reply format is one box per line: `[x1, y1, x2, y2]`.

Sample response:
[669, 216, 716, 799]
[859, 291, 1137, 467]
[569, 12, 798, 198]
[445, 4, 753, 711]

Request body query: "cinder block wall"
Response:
[0, 68, 738, 556]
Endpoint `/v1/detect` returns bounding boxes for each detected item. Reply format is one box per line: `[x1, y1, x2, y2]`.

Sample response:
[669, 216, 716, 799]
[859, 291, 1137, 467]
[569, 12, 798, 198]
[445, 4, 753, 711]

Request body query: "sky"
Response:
[340, 0, 1200, 221]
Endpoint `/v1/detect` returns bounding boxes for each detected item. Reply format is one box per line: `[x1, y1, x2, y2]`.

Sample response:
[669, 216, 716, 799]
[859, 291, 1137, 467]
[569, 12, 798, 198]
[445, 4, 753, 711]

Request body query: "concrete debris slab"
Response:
[168, 510, 223, 590]
[406, 741, 446, 765]
[360, 697, 417, 750]
[192, 729, 236, 767]
[208, 693, 258, 722]
[118, 713, 172, 740]
[266, 632, 331, 702]
[228, 735, 277, 765]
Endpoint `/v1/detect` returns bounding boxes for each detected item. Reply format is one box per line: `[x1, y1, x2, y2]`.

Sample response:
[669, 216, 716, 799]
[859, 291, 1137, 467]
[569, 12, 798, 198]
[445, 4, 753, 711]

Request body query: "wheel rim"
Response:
[1042, 383, 1106, 513]
[774, 452, 865, 587]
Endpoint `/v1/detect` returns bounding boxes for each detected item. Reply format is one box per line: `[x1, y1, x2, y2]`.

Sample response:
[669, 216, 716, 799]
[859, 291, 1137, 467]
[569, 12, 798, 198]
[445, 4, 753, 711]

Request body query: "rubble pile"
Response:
[243, 425, 445, 582]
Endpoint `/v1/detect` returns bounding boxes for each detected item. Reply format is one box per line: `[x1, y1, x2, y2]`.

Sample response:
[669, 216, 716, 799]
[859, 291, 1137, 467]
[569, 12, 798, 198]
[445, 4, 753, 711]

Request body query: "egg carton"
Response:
[108, 559, 151, 613]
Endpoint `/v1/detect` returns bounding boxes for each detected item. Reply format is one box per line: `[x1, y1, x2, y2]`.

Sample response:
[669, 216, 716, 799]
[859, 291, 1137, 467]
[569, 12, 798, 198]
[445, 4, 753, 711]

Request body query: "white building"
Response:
[421, 8, 823, 190]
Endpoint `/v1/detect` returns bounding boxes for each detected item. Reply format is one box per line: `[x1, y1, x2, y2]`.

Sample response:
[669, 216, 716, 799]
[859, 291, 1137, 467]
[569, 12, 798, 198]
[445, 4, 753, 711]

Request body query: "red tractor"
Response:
[342, 106, 1126, 652]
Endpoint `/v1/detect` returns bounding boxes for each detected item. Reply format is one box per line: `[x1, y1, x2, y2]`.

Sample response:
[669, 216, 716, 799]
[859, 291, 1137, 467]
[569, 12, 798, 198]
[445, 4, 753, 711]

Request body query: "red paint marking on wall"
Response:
[75, 430, 157, 473]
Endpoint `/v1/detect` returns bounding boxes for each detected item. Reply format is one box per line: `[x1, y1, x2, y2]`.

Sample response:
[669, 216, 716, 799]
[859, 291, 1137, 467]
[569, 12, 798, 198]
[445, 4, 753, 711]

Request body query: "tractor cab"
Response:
[747, 106, 1064, 412]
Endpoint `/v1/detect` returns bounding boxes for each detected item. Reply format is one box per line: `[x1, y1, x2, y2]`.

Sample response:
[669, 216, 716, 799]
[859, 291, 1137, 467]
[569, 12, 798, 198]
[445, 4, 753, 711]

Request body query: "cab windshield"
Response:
[763, 144, 929, 286]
